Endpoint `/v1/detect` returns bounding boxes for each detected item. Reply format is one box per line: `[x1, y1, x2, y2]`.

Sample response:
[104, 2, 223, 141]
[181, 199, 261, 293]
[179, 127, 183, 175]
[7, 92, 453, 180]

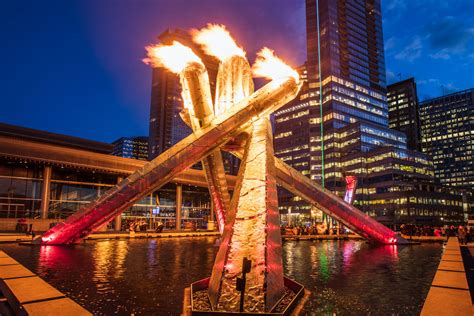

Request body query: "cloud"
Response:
[416, 78, 458, 100]
[417, 78, 440, 85]
[424, 16, 474, 54]
[384, 37, 396, 52]
[385, 69, 400, 83]
[429, 51, 451, 60]
[394, 36, 422, 62]
[384, 0, 407, 13]
[443, 83, 458, 94]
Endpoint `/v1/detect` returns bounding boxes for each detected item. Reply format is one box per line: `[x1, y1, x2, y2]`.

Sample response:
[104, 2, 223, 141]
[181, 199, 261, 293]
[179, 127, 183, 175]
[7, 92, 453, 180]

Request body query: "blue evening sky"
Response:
[1, 0, 473, 143]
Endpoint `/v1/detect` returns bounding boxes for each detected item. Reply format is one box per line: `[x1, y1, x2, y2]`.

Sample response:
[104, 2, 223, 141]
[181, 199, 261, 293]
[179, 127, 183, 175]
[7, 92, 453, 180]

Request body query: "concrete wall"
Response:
[0, 219, 63, 232]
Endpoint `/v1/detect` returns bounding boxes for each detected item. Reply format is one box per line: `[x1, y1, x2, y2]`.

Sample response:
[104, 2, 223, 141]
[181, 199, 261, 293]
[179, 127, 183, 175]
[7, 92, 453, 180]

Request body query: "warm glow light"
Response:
[143, 41, 202, 73]
[41, 234, 54, 243]
[252, 47, 299, 82]
[192, 24, 245, 61]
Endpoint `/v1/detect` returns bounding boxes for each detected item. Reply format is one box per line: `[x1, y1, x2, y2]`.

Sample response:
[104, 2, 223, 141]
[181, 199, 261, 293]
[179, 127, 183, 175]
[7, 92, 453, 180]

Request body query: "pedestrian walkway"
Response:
[0, 250, 91, 315]
[421, 237, 473, 316]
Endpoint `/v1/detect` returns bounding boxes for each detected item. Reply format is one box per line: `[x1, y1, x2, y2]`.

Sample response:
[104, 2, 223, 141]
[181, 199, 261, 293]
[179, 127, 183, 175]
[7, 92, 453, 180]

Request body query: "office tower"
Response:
[304, 0, 392, 190]
[420, 88, 474, 190]
[147, 29, 239, 174]
[274, 0, 466, 226]
[148, 29, 215, 160]
[112, 136, 149, 161]
[387, 78, 421, 151]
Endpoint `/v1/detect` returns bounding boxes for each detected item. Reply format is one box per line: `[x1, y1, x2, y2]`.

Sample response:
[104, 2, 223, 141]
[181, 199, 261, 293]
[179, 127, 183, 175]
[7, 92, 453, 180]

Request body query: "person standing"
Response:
[458, 226, 467, 245]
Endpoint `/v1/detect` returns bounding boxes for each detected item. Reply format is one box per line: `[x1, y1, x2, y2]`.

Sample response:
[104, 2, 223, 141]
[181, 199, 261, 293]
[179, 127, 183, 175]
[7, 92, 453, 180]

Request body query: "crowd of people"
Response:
[282, 222, 474, 245]
[281, 223, 348, 236]
[400, 224, 474, 244]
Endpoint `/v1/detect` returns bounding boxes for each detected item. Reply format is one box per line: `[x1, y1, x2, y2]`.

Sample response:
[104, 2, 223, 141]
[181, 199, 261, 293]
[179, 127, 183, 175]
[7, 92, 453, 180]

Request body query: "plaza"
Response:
[1, 0, 473, 315]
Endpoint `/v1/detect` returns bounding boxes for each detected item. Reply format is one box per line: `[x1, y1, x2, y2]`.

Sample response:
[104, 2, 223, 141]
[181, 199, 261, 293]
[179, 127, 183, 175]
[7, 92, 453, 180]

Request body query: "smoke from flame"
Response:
[252, 47, 299, 82]
[143, 41, 202, 73]
[192, 24, 245, 61]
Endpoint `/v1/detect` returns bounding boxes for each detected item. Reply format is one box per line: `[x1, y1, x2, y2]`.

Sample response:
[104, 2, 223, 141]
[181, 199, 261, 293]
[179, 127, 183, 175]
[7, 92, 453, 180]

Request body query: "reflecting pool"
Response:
[0, 238, 442, 315]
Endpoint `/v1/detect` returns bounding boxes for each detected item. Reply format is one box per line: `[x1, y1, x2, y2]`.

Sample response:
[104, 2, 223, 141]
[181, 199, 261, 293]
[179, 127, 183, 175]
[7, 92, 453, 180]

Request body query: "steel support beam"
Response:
[114, 176, 123, 231]
[176, 184, 182, 231]
[40, 166, 52, 219]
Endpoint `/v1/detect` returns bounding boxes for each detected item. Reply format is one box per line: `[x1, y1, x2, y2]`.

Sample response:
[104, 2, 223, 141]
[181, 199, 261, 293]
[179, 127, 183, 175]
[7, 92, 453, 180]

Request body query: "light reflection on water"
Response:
[283, 241, 440, 315]
[0, 238, 441, 315]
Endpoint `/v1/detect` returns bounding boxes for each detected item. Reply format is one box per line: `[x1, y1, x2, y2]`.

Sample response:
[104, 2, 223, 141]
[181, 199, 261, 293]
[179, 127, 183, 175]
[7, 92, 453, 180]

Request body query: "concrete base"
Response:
[188, 276, 305, 315]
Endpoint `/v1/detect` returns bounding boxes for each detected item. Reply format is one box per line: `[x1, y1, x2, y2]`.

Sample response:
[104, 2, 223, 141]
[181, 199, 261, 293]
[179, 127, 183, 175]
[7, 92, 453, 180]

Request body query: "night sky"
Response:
[1, 0, 473, 143]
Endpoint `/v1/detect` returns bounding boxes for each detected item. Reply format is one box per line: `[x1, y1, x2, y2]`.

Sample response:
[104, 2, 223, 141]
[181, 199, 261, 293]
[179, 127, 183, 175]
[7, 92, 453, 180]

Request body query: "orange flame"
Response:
[192, 24, 245, 61]
[143, 41, 202, 73]
[252, 47, 299, 82]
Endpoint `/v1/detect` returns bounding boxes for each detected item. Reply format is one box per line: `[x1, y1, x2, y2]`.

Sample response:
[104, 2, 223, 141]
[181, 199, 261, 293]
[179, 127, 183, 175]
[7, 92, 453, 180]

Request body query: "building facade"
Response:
[0, 123, 236, 232]
[273, 0, 468, 226]
[112, 136, 149, 161]
[420, 88, 474, 191]
[148, 29, 239, 175]
[387, 78, 421, 151]
[304, 0, 390, 191]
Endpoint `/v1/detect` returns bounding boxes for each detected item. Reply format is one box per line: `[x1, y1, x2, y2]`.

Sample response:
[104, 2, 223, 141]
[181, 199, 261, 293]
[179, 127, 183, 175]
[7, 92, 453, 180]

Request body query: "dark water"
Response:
[0, 238, 441, 315]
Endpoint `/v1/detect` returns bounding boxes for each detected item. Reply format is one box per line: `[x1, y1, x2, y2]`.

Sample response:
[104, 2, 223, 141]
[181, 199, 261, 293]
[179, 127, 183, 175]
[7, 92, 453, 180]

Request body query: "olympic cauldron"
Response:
[37, 24, 407, 314]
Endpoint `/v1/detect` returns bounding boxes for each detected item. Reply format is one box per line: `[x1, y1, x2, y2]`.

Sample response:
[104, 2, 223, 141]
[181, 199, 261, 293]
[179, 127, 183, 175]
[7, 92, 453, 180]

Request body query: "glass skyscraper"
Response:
[305, 0, 397, 189]
[420, 88, 474, 190]
[387, 78, 421, 151]
[274, 0, 467, 226]
[112, 136, 149, 161]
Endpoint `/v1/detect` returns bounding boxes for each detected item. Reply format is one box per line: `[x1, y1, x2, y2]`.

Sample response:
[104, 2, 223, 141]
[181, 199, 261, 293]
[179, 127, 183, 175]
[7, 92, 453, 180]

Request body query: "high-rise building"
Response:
[148, 29, 213, 160]
[420, 88, 474, 190]
[112, 136, 149, 161]
[274, 0, 467, 226]
[147, 29, 239, 175]
[387, 78, 421, 151]
[304, 0, 391, 190]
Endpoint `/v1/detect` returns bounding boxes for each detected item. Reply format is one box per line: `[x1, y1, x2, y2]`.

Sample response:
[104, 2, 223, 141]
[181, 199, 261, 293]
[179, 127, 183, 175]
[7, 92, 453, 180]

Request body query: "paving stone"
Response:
[432, 270, 469, 290]
[446, 239, 460, 247]
[438, 261, 465, 272]
[443, 249, 461, 255]
[444, 246, 460, 251]
[441, 254, 463, 262]
[421, 286, 472, 316]
[4, 276, 64, 304]
[22, 297, 91, 315]
[0, 265, 35, 280]
[0, 257, 19, 266]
